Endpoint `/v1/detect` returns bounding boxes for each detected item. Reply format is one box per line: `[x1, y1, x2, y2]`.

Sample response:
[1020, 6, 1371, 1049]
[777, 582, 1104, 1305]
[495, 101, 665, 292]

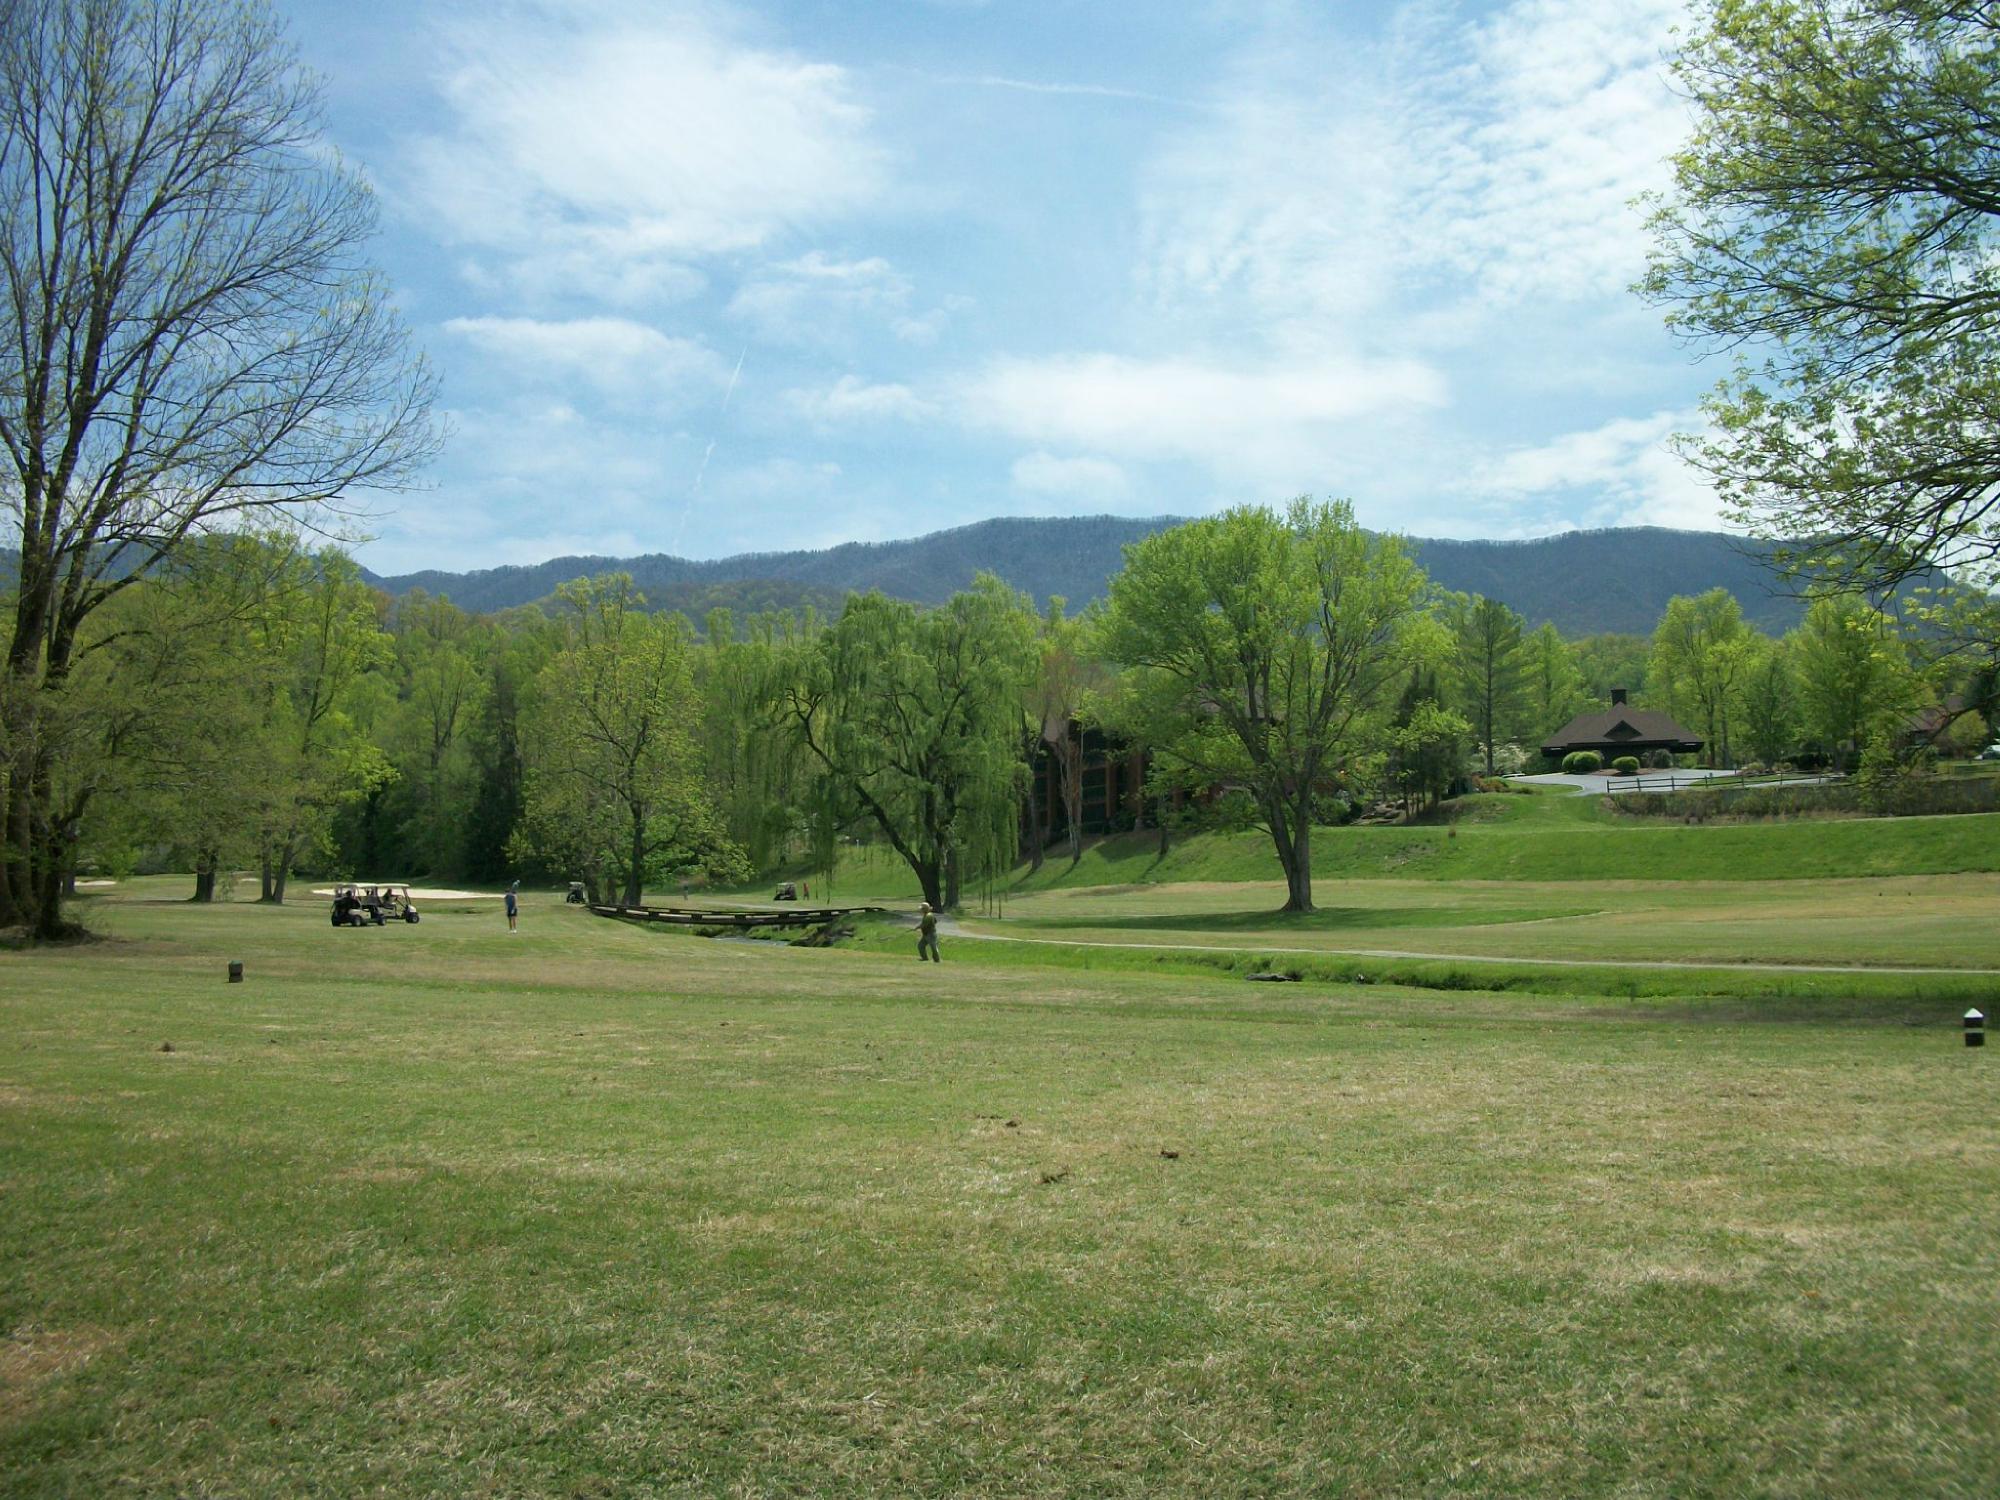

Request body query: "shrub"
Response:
[1561, 750, 1602, 774]
[1611, 756, 1641, 775]
[1605, 777, 1999, 820]
[1646, 749, 1675, 769]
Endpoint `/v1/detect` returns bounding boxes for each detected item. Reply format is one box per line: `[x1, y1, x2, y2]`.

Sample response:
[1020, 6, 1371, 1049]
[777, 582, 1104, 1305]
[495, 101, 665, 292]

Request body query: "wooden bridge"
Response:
[588, 902, 887, 931]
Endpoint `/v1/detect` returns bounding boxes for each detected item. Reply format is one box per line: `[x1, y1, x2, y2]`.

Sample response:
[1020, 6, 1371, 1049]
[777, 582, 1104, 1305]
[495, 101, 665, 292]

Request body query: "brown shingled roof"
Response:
[1541, 707, 1702, 755]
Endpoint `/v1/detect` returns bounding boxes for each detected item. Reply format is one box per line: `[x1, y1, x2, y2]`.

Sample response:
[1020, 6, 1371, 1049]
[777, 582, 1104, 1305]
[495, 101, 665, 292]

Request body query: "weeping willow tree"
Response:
[957, 761, 1022, 918]
[779, 575, 1036, 910]
[696, 606, 825, 872]
[512, 576, 742, 907]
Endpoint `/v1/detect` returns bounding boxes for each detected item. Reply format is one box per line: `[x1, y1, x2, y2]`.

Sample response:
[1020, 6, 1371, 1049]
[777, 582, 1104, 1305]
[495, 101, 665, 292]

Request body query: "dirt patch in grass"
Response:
[330, 1165, 425, 1183]
[0, 1326, 121, 1421]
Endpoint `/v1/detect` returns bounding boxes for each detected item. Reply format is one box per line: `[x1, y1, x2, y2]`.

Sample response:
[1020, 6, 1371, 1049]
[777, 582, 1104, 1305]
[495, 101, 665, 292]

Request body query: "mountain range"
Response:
[362, 517, 1824, 637]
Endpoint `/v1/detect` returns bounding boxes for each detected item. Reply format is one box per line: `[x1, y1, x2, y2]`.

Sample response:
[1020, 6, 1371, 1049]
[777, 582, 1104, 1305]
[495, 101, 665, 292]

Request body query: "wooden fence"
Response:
[589, 902, 886, 930]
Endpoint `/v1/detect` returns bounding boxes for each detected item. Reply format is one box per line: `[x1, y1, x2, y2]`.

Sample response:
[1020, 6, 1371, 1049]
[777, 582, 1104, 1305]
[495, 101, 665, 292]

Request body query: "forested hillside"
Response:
[361, 519, 1827, 635]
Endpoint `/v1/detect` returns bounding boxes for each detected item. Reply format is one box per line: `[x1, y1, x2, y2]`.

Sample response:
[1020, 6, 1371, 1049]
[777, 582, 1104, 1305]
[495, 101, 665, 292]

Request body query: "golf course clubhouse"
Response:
[1542, 689, 1703, 764]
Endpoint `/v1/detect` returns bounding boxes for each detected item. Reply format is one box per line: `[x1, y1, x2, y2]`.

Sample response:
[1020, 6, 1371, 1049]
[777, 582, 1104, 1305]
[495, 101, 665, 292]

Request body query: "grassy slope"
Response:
[1011, 792, 2000, 889]
[3, 890, 1997, 1495]
[756, 791, 2000, 910]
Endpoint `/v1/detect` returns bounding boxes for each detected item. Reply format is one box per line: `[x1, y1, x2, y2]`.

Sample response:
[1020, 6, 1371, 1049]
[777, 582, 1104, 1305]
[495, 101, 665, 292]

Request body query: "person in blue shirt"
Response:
[505, 880, 519, 933]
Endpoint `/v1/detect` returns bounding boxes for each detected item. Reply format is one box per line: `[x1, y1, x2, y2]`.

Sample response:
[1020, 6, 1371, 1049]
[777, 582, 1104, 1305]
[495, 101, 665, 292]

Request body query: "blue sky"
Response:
[286, 0, 1720, 575]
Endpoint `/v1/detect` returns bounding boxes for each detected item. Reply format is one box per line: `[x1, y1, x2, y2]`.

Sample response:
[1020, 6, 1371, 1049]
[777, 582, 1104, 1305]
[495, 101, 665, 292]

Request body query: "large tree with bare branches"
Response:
[0, 0, 436, 935]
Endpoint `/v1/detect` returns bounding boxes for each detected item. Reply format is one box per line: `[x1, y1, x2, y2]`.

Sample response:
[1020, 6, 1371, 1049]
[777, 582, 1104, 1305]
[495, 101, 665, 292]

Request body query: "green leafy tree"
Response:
[384, 593, 488, 877]
[1571, 634, 1650, 710]
[1101, 499, 1433, 913]
[1789, 593, 1915, 769]
[1029, 598, 1108, 866]
[1650, 590, 1754, 767]
[24, 543, 279, 902]
[249, 552, 395, 903]
[1387, 671, 1470, 814]
[460, 605, 558, 884]
[1643, 0, 2000, 594]
[1524, 623, 1589, 746]
[114, 535, 308, 899]
[779, 577, 1036, 911]
[1736, 639, 1800, 767]
[512, 576, 738, 907]
[694, 606, 823, 876]
[1445, 593, 1529, 774]
[0, 0, 434, 936]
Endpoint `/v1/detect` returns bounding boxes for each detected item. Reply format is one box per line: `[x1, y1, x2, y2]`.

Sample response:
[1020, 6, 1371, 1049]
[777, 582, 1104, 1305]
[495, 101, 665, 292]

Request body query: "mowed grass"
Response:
[736, 792, 2000, 909]
[3, 885, 1998, 1495]
[998, 793, 2000, 891]
[954, 874, 2000, 972]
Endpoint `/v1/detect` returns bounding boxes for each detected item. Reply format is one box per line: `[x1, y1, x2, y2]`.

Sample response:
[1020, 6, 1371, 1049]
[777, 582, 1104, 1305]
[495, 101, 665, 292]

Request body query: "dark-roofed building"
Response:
[1541, 689, 1702, 763]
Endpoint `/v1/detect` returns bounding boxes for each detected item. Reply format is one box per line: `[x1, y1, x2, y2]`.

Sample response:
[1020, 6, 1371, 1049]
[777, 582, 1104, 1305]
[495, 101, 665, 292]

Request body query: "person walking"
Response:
[505, 880, 520, 933]
[916, 901, 940, 963]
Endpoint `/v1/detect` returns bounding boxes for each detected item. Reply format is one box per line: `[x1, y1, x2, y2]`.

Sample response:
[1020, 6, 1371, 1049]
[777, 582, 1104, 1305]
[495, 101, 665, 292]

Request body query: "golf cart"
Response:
[773, 881, 798, 901]
[566, 881, 587, 904]
[331, 883, 420, 927]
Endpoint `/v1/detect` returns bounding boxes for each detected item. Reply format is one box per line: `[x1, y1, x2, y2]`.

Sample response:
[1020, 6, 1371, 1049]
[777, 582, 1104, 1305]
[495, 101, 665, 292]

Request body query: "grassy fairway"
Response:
[3, 884, 1997, 1495]
[955, 874, 2000, 971]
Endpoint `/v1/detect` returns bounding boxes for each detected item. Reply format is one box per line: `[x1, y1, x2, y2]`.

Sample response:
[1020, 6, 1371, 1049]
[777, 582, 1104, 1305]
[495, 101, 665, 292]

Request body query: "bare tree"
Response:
[0, 0, 437, 936]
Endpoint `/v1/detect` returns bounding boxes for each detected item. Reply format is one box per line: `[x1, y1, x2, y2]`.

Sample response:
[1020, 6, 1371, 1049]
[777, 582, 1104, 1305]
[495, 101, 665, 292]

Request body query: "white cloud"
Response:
[787, 374, 936, 424]
[441, 316, 727, 402]
[942, 74, 1190, 106]
[729, 253, 912, 343]
[726, 252, 966, 347]
[1470, 410, 1727, 531]
[1138, 0, 1687, 336]
[959, 352, 1446, 472]
[400, 1, 885, 305]
[778, 251, 898, 282]
[1010, 452, 1130, 502]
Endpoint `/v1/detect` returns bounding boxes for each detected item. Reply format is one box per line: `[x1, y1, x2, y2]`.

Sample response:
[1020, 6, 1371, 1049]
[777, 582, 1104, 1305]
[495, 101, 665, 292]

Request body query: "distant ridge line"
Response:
[354, 516, 1815, 635]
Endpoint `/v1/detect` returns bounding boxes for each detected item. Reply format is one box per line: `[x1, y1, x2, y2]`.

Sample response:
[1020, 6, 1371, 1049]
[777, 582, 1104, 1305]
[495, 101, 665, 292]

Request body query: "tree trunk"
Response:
[625, 812, 646, 907]
[192, 846, 221, 902]
[1024, 751, 1044, 873]
[32, 851, 67, 941]
[0, 772, 34, 927]
[1059, 730, 1083, 865]
[23, 755, 73, 939]
[1271, 796, 1314, 913]
[265, 841, 294, 904]
[1286, 816, 1314, 912]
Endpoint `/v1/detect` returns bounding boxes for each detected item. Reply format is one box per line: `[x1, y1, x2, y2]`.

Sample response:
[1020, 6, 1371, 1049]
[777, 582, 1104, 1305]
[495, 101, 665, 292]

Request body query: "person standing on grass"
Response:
[917, 901, 940, 962]
[505, 880, 519, 933]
